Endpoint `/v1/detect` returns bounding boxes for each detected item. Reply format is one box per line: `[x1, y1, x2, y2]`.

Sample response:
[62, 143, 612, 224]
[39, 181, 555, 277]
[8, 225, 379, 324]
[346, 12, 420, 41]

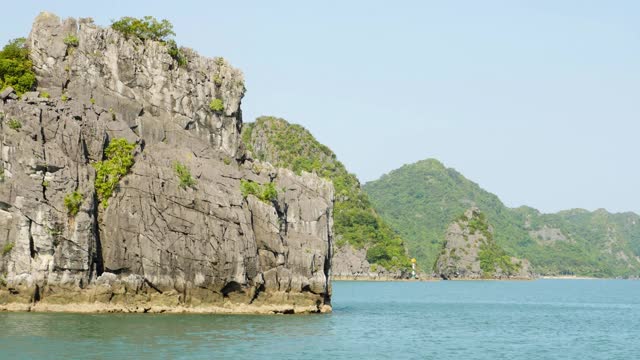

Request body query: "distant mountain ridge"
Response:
[364, 159, 640, 277]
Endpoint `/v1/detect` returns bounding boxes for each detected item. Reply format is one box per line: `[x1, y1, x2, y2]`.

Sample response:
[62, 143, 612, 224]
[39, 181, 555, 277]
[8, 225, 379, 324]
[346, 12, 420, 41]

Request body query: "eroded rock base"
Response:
[0, 278, 331, 314]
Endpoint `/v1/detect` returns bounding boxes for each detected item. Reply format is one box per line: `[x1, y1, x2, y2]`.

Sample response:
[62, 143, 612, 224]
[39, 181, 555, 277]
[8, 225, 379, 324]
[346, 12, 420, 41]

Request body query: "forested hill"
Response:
[363, 159, 640, 277]
[242, 117, 411, 271]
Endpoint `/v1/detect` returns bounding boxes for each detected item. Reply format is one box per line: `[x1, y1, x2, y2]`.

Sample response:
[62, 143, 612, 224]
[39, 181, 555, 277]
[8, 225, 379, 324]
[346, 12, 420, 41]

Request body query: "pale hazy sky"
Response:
[3, 1, 639, 213]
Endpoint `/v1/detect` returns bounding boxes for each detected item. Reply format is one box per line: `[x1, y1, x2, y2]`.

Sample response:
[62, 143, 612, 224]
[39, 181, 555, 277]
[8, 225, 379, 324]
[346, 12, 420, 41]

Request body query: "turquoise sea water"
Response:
[1, 280, 639, 359]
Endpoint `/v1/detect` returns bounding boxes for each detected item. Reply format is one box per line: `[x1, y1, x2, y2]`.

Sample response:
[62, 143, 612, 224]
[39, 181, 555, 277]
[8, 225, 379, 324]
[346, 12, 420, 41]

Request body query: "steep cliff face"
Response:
[29, 13, 245, 159]
[0, 13, 333, 314]
[434, 208, 534, 280]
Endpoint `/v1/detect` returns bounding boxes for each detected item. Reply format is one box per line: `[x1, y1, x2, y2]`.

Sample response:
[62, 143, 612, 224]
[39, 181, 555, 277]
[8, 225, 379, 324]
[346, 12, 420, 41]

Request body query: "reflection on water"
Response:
[1, 280, 639, 359]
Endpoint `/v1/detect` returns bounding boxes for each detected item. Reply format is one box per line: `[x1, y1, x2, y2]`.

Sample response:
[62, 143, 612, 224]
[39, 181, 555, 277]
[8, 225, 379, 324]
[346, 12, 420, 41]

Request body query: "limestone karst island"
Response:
[0, 13, 333, 314]
[1, 5, 639, 359]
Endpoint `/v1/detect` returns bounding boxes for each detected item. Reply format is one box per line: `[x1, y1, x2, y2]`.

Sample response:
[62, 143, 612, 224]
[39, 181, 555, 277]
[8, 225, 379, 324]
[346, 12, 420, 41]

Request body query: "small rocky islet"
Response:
[434, 208, 534, 280]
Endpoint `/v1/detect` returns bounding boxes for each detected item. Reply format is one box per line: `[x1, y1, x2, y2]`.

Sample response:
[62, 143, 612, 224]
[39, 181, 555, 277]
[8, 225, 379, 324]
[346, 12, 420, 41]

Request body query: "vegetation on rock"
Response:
[174, 161, 196, 189]
[93, 138, 136, 207]
[242, 116, 411, 271]
[111, 16, 186, 67]
[478, 241, 519, 276]
[64, 191, 84, 216]
[111, 16, 175, 41]
[467, 211, 520, 276]
[435, 208, 525, 278]
[0, 38, 36, 96]
[364, 158, 640, 277]
[209, 98, 224, 112]
[7, 118, 21, 130]
[2, 242, 14, 256]
[63, 34, 79, 47]
[240, 179, 278, 203]
[166, 39, 187, 67]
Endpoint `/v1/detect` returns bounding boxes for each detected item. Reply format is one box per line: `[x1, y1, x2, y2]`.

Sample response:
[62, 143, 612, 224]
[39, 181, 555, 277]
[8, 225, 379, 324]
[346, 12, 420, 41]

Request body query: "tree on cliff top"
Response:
[111, 16, 175, 42]
[111, 16, 186, 67]
[0, 38, 36, 96]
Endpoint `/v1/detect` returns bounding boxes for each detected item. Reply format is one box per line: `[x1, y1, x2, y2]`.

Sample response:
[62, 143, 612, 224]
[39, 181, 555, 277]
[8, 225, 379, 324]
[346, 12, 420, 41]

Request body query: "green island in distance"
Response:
[364, 159, 640, 278]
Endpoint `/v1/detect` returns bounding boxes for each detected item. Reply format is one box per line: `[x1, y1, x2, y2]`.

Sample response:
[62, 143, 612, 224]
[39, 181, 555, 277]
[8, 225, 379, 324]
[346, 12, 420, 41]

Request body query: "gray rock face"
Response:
[332, 245, 371, 278]
[29, 12, 245, 159]
[332, 244, 405, 280]
[529, 226, 571, 245]
[435, 208, 534, 280]
[0, 87, 15, 100]
[0, 14, 333, 313]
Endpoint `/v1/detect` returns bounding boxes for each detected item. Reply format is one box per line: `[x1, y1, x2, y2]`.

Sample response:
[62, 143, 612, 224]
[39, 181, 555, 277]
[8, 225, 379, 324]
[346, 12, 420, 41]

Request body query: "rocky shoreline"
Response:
[0, 301, 331, 315]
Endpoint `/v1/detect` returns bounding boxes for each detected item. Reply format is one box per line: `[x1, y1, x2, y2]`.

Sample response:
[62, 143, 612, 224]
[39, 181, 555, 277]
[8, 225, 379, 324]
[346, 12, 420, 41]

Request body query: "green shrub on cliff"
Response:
[240, 179, 259, 198]
[0, 38, 36, 96]
[174, 161, 196, 189]
[240, 179, 278, 203]
[260, 183, 278, 202]
[64, 191, 84, 216]
[242, 116, 411, 271]
[2, 242, 14, 256]
[166, 39, 187, 67]
[63, 34, 79, 47]
[93, 138, 136, 207]
[7, 119, 21, 130]
[209, 98, 224, 113]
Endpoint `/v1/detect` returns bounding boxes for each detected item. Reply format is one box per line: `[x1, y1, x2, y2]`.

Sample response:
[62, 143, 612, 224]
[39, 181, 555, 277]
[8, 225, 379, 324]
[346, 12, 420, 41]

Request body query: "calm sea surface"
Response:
[1, 280, 639, 359]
